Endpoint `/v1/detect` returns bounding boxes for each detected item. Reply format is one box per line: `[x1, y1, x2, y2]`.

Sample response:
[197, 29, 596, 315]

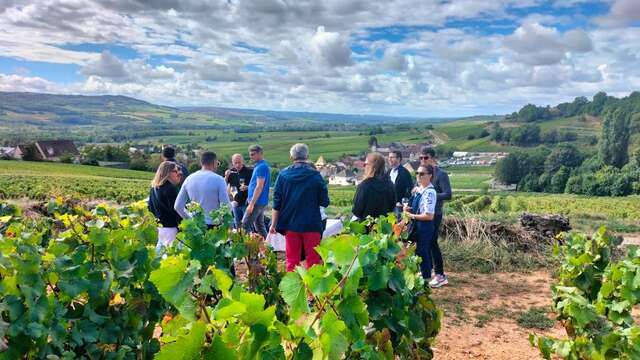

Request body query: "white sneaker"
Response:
[429, 274, 448, 288]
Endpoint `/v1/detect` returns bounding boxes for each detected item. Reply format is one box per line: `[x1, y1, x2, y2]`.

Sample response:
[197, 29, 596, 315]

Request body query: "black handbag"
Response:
[404, 192, 421, 243]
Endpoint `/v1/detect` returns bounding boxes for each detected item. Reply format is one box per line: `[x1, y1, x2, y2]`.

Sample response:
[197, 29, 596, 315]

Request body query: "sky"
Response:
[0, 0, 639, 117]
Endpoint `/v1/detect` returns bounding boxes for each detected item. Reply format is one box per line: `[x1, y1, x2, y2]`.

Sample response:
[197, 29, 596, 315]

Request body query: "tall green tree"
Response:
[599, 107, 631, 168]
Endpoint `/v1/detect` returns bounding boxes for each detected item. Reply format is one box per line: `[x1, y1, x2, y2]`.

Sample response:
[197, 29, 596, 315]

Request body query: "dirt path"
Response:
[431, 271, 565, 360]
[429, 130, 448, 146]
[621, 233, 640, 246]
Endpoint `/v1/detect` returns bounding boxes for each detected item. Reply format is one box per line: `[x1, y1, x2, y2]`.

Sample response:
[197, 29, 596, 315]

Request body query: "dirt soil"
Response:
[430, 271, 565, 360]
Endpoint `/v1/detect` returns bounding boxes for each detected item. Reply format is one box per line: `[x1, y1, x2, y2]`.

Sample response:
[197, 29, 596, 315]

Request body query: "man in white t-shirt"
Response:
[175, 151, 230, 227]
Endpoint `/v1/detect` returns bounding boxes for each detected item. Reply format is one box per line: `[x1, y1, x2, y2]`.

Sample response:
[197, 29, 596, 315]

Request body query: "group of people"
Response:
[351, 147, 451, 288]
[147, 143, 451, 288]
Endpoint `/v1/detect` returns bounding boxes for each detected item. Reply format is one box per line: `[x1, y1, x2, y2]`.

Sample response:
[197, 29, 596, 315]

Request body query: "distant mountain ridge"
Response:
[0, 91, 164, 112]
[0, 91, 491, 125]
[179, 106, 459, 124]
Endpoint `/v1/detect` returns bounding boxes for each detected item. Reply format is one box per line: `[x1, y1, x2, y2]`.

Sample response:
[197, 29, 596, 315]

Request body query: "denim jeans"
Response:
[242, 204, 267, 238]
[431, 213, 444, 276]
[416, 220, 435, 280]
[233, 204, 247, 229]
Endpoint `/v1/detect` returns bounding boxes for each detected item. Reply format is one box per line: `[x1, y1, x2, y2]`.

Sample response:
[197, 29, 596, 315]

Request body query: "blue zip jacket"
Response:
[273, 162, 330, 234]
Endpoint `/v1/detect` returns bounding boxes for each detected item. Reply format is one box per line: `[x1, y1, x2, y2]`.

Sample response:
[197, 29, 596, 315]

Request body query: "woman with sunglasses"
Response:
[404, 164, 447, 287]
[148, 161, 183, 255]
[352, 152, 396, 221]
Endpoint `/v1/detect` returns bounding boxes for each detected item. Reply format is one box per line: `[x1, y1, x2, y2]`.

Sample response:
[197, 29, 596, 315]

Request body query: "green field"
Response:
[2, 160, 638, 233]
[0, 161, 151, 202]
[0, 159, 153, 180]
[446, 165, 494, 190]
[140, 129, 434, 165]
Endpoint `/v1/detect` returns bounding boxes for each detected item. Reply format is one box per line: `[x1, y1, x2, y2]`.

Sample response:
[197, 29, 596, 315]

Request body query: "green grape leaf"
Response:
[212, 268, 233, 298]
[204, 335, 236, 360]
[302, 265, 338, 297]
[610, 300, 630, 313]
[367, 265, 390, 291]
[279, 272, 309, 316]
[155, 321, 207, 360]
[150, 256, 197, 321]
[388, 267, 406, 293]
[343, 264, 363, 298]
[319, 311, 348, 360]
[214, 299, 247, 320]
[293, 342, 313, 360]
[247, 324, 269, 359]
[238, 292, 266, 314]
[338, 296, 368, 329]
[331, 235, 358, 267]
[199, 273, 215, 295]
[250, 305, 277, 327]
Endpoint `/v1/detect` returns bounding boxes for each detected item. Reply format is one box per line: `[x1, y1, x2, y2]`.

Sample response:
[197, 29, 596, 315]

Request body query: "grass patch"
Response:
[474, 306, 512, 328]
[516, 307, 555, 330]
[440, 237, 554, 273]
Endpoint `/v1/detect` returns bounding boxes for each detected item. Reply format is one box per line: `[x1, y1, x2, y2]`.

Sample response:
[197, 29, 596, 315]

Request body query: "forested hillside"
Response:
[495, 91, 640, 196]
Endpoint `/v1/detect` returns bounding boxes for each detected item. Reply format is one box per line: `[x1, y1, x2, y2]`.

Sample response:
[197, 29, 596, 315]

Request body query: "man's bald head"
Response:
[231, 154, 244, 170]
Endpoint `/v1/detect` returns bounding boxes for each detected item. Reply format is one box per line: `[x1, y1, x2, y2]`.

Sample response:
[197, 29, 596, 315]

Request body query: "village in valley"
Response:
[0, 138, 509, 187]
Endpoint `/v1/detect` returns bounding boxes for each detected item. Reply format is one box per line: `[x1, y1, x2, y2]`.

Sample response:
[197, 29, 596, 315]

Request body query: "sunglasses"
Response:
[419, 156, 430, 160]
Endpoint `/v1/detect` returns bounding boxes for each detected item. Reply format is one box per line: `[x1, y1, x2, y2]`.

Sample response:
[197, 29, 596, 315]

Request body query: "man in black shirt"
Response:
[161, 146, 189, 184]
[386, 150, 413, 218]
[225, 153, 253, 229]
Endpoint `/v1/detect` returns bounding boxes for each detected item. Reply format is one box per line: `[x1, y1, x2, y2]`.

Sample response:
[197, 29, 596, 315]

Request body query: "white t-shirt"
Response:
[390, 167, 399, 184]
[418, 184, 437, 215]
[175, 170, 231, 225]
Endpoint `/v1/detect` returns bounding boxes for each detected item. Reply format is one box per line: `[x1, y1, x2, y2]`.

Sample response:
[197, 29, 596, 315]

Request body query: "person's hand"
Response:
[246, 203, 254, 215]
[403, 204, 412, 213]
[269, 224, 277, 234]
[231, 201, 238, 208]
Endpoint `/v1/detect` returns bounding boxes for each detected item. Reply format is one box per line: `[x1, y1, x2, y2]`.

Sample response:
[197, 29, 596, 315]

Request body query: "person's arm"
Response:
[272, 173, 282, 211]
[406, 188, 436, 221]
[436, 171, 452, 201]
[351, 184, 365, 219]
[174, 184, 191, 219]
[409, 212, 434, 221]
[319, 175, 329, 208]
[269, 209, 279, 234]
[247, 177, 265, 212]
[401, 169, 413, 200]
[218, 177, 231, 207]
[147, 188, 154, 214]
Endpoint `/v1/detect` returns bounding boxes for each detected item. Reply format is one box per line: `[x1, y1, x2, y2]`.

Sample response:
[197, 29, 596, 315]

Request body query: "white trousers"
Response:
[156, 227, 178, 255]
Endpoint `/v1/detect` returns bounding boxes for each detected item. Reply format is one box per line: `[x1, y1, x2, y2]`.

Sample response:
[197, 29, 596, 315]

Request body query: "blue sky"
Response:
[0, 0, 639, 117]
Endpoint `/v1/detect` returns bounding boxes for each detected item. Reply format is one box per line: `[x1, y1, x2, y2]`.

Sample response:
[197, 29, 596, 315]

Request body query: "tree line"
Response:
[495, 91, 640, 196]
[506, 91, 626, 123]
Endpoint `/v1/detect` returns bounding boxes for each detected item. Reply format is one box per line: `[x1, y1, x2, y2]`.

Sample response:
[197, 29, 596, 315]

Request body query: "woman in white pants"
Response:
[148, 161, 183, 255]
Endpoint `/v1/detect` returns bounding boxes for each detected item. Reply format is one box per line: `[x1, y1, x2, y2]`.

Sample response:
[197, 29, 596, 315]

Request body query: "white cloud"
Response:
[81, 51, 129, 80]
[563, 29, 593, 52]
[433, 38, 487, 63]
[189, 56, 244, 82]
[503, 22, 593, 66]
[0, 0, 638, 116]
[596, 0, 640, 27]
[309, 26, 353, 68]
[0, 73, 60, 93]
[380, 48, 408, 72]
